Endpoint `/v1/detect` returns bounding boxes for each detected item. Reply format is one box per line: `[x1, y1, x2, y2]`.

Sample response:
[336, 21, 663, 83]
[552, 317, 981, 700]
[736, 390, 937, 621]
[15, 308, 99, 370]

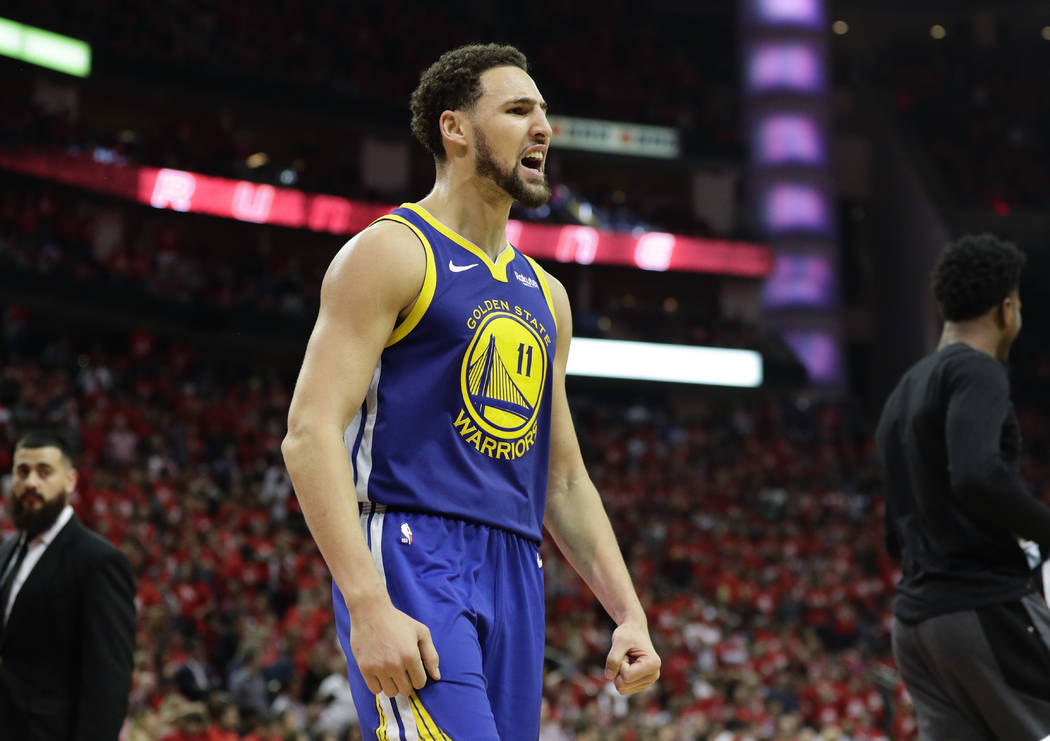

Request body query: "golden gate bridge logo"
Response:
[459, 312, 546, 439]
[467, 334, 534, 424]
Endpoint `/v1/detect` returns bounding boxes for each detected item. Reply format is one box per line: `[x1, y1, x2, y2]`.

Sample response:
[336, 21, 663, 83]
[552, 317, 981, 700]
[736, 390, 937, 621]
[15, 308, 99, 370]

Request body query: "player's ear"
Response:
[1004, 292, 1022, 334]
[439, 110, 469, 158]
[990, 297, 1008, 329]
[1000, 295, 1015, 329]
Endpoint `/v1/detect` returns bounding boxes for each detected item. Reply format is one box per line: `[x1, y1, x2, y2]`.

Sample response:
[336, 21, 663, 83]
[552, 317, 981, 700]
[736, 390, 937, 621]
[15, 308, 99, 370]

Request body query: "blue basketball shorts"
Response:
[333, 506, 546, 740]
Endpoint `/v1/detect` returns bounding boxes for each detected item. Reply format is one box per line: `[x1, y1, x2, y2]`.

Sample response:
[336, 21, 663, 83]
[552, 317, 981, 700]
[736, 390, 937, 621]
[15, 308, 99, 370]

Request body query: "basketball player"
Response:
[282, 44, 660, 740]
[877, 234, 1050, 739]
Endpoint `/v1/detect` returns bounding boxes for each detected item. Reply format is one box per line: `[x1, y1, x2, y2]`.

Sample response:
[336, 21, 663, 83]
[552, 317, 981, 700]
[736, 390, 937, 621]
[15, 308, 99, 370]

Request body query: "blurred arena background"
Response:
[2, 1, 1050, 739]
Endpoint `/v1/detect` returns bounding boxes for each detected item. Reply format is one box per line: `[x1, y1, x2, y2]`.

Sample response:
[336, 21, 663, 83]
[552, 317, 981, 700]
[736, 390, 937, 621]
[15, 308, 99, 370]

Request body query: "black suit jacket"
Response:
[0, 515, 136, 741]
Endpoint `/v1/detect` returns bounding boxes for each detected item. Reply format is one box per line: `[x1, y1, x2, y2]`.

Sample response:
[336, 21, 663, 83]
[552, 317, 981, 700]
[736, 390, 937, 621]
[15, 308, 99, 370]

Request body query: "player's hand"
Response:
[604, 620, 660, 695]
[349, 598, 441, 697]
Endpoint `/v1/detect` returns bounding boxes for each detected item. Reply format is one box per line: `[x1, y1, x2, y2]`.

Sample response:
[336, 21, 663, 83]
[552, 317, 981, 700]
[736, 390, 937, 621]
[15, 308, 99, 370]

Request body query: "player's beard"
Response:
[10, 489, 68, 538]
[475, 129, 551, 208]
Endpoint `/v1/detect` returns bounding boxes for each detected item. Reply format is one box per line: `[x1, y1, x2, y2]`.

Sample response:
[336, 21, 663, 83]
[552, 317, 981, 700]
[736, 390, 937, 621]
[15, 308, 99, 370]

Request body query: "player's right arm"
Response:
[282, 221, 440, 697]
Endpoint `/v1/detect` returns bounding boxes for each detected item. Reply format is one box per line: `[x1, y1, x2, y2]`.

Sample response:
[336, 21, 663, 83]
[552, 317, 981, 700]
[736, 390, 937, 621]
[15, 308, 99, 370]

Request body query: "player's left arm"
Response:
[542, 272, 660, 696]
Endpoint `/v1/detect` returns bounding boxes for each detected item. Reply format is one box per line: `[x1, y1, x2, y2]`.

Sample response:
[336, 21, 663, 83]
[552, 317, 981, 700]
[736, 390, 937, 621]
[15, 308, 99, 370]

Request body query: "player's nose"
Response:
[531, 109, 552, 142]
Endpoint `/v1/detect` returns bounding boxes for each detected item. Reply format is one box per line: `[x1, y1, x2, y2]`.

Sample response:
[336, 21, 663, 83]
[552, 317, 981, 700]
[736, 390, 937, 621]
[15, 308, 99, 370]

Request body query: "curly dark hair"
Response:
[932, 233, 1026, 321]
[409, 43, 528, 161]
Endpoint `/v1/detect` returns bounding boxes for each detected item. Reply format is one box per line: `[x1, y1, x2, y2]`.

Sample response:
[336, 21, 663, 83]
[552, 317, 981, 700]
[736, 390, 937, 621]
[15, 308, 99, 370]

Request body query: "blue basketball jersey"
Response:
[343, 203, 558, 542]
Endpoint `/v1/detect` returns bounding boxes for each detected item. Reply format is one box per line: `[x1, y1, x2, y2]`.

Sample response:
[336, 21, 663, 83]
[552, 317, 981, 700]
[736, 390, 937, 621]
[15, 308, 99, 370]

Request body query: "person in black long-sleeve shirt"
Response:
[876, 233, 1050, 740]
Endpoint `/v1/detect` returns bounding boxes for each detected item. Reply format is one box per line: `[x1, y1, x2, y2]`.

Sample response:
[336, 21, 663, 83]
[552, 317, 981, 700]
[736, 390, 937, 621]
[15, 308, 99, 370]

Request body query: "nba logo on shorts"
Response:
[400, 522, 413, 545]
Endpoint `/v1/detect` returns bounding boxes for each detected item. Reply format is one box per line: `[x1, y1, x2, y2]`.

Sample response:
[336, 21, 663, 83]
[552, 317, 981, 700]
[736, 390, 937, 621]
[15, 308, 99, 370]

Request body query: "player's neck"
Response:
[937, 323, 1003, 361]
[418, 173, 512, 261]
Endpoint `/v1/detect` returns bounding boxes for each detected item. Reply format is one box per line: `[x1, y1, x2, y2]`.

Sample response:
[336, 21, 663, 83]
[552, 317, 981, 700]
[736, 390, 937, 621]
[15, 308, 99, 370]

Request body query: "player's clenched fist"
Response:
[349, 599, 441, 697]
[604, 621, 661, 696]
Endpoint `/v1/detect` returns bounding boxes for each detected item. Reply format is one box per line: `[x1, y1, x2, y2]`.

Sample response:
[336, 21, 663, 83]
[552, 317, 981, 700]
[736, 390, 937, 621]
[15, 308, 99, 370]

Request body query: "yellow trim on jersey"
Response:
[375, 695, 388, 741]
[522, 254, 558, 333]
[374, 214, 438, 348]
[400, 202, 514, 283]
[410, 692, 452, 741]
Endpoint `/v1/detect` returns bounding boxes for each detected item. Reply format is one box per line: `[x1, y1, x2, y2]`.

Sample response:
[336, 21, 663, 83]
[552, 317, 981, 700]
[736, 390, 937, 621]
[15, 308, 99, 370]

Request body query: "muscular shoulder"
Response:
[327, 220, 424, 284]
[322, 219, 427, 315]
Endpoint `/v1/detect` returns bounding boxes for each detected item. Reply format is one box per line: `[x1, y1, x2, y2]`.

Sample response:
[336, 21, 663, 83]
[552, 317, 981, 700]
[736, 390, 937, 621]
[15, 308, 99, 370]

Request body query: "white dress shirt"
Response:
[3, 504, 74, 623]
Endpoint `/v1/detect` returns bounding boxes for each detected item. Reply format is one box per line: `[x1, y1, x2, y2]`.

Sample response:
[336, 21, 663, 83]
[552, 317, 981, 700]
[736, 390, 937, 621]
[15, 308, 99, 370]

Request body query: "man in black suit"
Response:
[0, 430, 136, 740]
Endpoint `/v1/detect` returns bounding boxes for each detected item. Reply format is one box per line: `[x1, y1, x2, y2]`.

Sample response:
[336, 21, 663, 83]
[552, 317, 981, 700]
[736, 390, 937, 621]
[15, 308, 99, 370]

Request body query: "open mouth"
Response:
[520, 152, 545, 176]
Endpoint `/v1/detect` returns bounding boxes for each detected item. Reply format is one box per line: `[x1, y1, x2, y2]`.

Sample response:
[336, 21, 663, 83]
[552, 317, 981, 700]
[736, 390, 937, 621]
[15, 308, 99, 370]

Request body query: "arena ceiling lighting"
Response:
[0, 17, 91, 77]
[567, 338, 763, 387]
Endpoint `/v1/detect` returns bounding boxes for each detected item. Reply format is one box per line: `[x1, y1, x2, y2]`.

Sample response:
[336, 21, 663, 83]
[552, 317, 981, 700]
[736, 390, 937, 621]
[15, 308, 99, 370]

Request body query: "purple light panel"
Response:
[755, 114, 824, 165]
[762, 252, 834, 308]
[782, 329, 841, 384]
[752, 0, 823, 27]
[763, 183, 829, 233]
[747, 43, 824, 94]
[745, 0, 840, 385]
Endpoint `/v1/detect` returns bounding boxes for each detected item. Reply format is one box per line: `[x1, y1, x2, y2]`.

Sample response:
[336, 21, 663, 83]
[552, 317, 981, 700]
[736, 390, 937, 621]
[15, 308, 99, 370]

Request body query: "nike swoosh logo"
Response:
[449, 260, 479, 272]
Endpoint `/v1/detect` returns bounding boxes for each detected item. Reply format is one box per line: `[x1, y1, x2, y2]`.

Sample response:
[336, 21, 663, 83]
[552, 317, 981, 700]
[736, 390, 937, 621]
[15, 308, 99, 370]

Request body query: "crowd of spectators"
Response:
[1, 296, 936, 740]
[0, 179, 763, 351]
[0, 180, 328, 327]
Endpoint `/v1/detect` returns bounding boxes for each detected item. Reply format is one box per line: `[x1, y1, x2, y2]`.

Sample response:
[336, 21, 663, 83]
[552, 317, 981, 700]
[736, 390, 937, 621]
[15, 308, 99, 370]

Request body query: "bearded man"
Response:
[0, 430, 136, 740]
